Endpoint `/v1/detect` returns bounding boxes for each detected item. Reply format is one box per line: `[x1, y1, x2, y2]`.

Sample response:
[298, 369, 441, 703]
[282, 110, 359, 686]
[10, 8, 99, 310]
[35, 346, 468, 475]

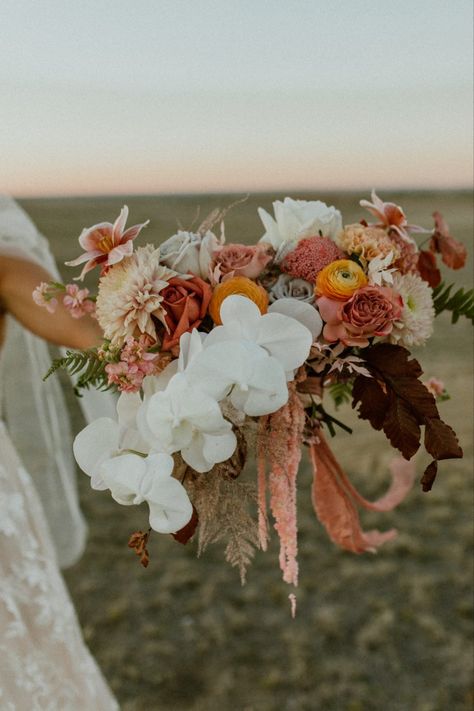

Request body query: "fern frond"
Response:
[43, 349, 113, 395]
[432, 282, 474, 323]
[328, 382, 353, 409]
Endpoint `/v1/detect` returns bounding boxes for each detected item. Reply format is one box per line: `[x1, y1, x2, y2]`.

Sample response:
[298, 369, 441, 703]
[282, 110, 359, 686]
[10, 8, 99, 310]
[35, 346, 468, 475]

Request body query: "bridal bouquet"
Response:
[37, 192, 471, 596]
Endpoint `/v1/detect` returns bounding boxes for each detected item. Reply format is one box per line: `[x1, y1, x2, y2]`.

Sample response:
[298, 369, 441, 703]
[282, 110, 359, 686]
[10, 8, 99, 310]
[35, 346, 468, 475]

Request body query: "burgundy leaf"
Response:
[421, 460, 438, 492]
[425, 419, 463, 461]
[430, 211, 467, 270]
[172, 505, 199, 545]
[417, 250, 442, 288]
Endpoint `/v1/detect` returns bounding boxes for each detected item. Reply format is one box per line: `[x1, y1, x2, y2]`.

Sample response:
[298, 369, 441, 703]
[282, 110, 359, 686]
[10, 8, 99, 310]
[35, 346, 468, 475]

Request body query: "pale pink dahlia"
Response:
[96, 245, 177, 345]
[389, 272, 434, 347]
[281, 236, 343, 283]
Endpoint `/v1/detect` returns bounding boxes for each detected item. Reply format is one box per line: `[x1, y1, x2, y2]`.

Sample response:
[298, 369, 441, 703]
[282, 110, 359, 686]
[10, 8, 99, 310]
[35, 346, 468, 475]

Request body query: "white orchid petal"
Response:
[73, 417, 119, 490]
[201, 430, 237, 465]
[268, 298, 322, 340]
[255, 312, 312, 371]
[101, 454, 147, 505]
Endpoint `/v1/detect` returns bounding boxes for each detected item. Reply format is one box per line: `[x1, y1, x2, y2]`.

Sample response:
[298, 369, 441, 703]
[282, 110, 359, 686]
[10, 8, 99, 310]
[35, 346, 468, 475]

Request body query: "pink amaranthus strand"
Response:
[310, 430, 415, 553]
[257, 415, 270, 552]
[265, 385, 305, 587]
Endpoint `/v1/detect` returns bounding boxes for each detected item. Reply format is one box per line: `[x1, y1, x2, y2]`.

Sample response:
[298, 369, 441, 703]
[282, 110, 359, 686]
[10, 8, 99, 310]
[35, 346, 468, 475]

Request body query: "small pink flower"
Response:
[32, 282, 58, 313]
[63, 283, 96, 319]
[424, 377, 445, 398]
[66, 206, 149, 280]
[210, 243, 273, 284]
[105, 361, 145, 393]
[106, 335, 160, 392]
[318, 285, 403, 347]
[360, 189, 425, 243]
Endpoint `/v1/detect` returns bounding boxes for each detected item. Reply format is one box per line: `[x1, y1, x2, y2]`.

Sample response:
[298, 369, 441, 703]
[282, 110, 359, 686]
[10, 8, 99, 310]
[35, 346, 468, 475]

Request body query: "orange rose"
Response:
[209, 276, 269, 324]
[315, 259, 367, 301]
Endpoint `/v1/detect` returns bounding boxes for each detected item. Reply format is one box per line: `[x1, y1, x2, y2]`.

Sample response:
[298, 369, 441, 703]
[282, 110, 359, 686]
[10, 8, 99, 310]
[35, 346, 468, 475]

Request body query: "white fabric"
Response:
[0, 195, 116, 568]
[0, 420, 119, 710]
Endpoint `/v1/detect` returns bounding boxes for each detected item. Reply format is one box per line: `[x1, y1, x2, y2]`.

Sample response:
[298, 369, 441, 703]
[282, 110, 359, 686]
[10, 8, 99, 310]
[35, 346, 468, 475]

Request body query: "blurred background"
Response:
[1, 1, 473, 709]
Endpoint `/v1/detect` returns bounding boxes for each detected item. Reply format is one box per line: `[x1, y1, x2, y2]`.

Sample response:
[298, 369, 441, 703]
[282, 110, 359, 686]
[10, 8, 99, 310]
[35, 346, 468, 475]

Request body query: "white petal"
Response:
[230, 356, 288, 416]
[73, 418, 119, 490]
[178, 328, 204, 371]
[255, 312, 312, 371]
[101, 453, 147, 505]
[181, 433, 212, 472]
[201, 429, 237, 465]
[268, 298, 322, 340]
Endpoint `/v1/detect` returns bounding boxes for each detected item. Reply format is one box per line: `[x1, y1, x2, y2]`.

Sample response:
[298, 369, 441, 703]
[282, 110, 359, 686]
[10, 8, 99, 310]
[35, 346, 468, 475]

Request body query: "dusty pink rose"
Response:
[318, 285, 403, 347]
[160, 275, 212, 351]
[210, 243, 273, 284]
[63, 284, 96, 319]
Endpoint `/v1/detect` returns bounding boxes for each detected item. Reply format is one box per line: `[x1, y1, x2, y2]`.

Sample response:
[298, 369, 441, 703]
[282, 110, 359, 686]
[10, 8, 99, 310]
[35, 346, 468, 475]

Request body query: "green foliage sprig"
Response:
[43, 349, 113, 396]
[432, 282, 474, 323]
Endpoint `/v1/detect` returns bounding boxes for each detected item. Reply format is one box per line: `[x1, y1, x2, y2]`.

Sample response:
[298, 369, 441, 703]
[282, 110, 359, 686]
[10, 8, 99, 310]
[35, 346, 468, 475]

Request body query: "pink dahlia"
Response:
[281, 236, 344, 283]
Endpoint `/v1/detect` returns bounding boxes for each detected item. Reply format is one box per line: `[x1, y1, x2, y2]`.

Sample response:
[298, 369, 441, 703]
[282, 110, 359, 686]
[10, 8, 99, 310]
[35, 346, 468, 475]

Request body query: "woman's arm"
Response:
[0, 256, 102, 350]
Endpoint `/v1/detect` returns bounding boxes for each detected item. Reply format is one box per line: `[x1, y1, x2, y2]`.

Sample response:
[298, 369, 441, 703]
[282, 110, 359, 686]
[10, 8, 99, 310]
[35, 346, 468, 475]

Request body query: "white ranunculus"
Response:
[100, 453, 193, 534]
[159, 229, 220, 279]
[140, 373, 237, 473]
[258, 198, 343, 255]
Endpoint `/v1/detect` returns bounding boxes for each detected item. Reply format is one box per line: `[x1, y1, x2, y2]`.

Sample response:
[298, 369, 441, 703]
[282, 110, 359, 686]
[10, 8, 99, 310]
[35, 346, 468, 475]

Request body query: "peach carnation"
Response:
[209, 276, 268, 325]
[337, 224, 399, 265]
[281, 236, 343, 283]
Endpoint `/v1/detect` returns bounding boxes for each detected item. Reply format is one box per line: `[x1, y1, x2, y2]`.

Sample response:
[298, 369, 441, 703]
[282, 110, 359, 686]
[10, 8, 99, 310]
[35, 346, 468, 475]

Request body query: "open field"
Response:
[20, 192, 473, 711]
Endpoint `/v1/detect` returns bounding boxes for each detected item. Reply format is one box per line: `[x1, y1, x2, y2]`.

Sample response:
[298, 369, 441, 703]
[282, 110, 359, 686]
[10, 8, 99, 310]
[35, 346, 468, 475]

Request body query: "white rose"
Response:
[159, 229, 221, 279]
[258, 198, 343, 257]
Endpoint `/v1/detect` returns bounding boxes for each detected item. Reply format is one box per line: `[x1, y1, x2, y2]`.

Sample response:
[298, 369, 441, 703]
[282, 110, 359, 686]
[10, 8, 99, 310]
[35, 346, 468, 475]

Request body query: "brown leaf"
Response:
[171, 505, 199, 544]
[421, 460, 438, 492]
[424, 419, 463, 460]
[383, 394, 421, 460]
[417, 249, 442, 288]
[352, 376, 389, 430]
[430, 211, 467, 270]
[128, 529, 151, 568]
[363, 343, 423, 379]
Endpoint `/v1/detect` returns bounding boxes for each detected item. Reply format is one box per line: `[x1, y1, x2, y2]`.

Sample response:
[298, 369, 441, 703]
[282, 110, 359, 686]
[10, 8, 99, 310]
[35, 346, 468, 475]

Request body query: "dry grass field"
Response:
[21, 191, 473, 711]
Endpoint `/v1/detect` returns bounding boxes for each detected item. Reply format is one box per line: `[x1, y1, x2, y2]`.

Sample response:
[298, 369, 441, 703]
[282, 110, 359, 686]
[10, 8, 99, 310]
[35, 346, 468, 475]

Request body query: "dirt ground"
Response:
[21, 192, 473, 711]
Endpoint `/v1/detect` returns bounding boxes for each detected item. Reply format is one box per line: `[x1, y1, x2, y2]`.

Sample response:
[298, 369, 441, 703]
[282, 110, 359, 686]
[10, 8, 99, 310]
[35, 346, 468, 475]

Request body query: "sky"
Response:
[0, 0, 472, 197]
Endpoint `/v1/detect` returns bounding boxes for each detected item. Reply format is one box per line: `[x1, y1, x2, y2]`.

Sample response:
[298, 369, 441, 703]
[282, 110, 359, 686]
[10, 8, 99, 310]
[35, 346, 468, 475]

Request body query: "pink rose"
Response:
[160, 276, 212, 351]
[318, 285, 403, 347]
[210, 243, 273, 284]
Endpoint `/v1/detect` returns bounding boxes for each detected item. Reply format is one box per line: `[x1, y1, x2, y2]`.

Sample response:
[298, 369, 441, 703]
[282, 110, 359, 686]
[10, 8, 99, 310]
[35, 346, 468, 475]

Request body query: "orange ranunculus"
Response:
[315, 259, 368, 301]
[209, 276, 269, 324]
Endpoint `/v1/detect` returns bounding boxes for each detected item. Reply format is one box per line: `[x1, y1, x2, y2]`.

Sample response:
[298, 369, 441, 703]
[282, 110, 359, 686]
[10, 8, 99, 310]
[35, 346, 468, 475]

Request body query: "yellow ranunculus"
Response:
[315, 259, 368, 301]
[209, 276, 269, 324]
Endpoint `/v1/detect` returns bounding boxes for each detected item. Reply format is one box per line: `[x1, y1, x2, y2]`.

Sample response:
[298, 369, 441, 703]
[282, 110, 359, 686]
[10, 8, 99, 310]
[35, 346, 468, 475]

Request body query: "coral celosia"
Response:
[281, 235, 343, 283]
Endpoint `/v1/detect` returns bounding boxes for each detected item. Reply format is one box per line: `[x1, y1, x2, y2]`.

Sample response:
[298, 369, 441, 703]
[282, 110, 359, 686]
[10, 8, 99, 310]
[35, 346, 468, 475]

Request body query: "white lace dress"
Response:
[0, 356, 119, 709]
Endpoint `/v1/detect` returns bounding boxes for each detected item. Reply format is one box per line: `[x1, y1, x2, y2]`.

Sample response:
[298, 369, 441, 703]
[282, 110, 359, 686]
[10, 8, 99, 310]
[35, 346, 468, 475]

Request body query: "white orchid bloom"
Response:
[184, 339, 289, 416]
[204, 295, 313, 373]
[258, 198, 342, 257]
[268, 297, 323, 341]
[100, 453, 193, 534]
[139, 373, 237, 473]
[73, 392, 149, 490]
[368, 251, 397, 286]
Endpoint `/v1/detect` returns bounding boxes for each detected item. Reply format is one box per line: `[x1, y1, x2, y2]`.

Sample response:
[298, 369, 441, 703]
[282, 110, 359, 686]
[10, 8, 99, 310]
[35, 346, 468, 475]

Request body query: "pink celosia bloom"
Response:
[63, 283, 96, 319]
[66, 206, 149, 280]
[360, 189, 425, 243]
[424, 377, 445, 397]
[281, 236, 344, 283]
[32, 282, 58, 313]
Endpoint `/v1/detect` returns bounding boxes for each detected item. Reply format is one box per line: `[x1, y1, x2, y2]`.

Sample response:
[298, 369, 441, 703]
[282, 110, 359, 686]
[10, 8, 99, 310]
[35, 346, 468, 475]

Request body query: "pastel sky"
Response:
[0, 0, 472, 196]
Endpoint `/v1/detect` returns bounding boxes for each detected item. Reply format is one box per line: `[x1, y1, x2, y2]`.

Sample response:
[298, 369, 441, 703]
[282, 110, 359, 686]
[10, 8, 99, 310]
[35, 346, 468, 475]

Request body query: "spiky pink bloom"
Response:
[360, 189, 425, 243]
[281, 236, 343, 283]
[258, 386, 305, 587]
[310, 430, 415, 553]
[32, 282, 58, 313]
[66, 206, 149, 280]
[63, 284, 96, 319]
